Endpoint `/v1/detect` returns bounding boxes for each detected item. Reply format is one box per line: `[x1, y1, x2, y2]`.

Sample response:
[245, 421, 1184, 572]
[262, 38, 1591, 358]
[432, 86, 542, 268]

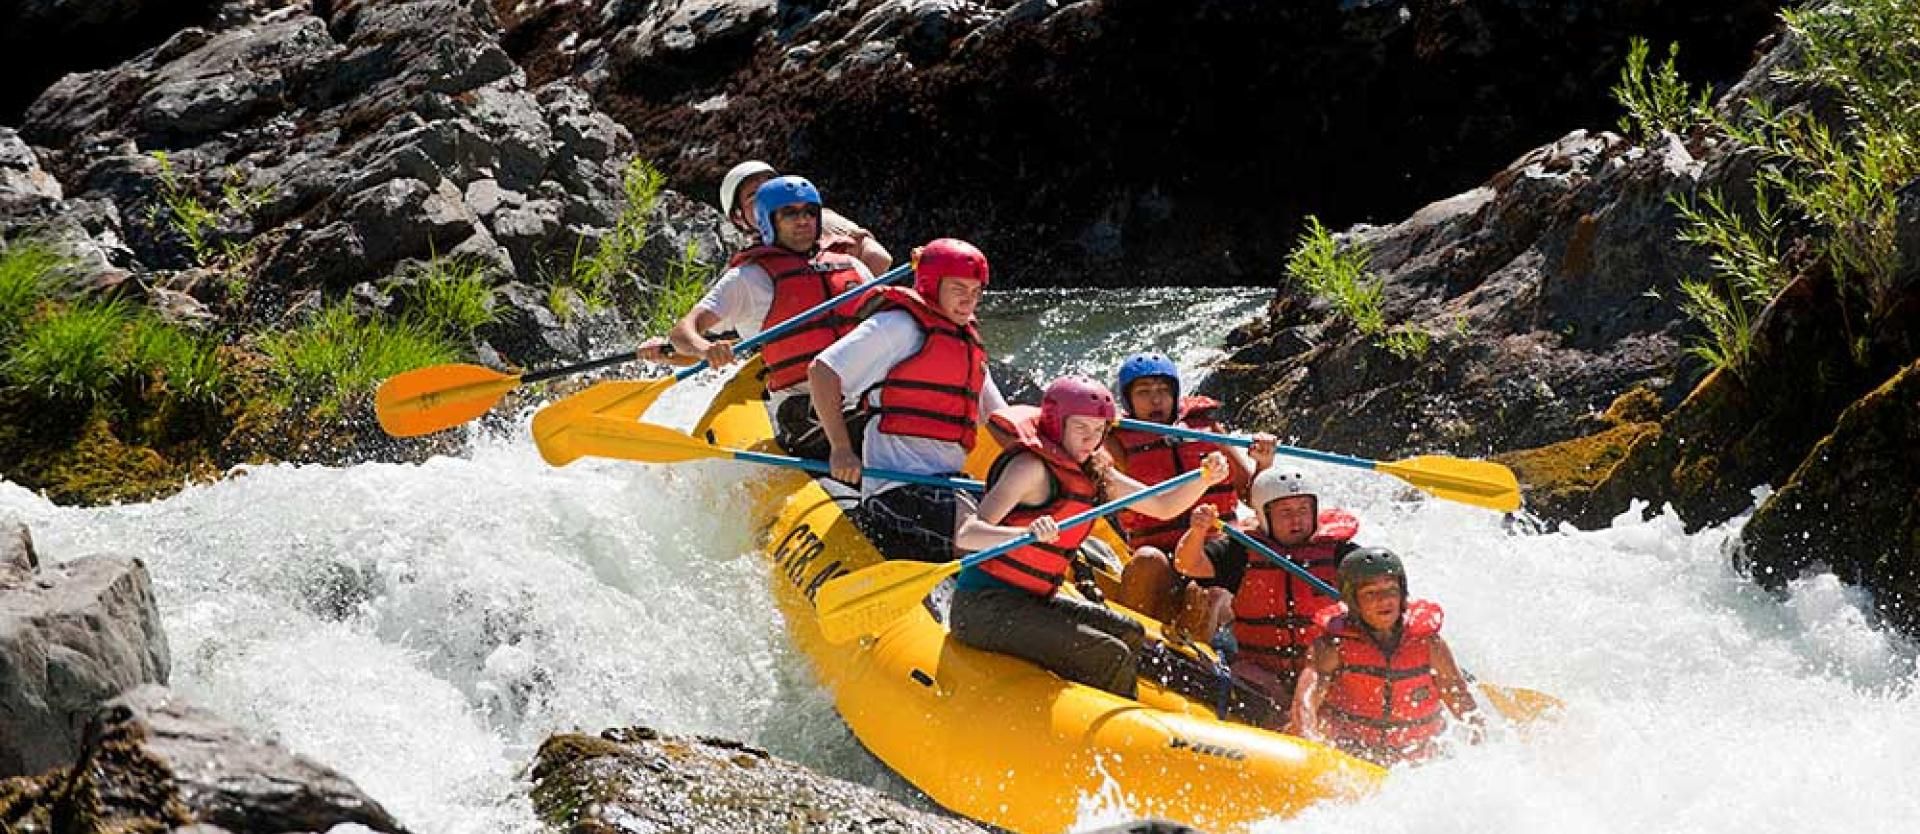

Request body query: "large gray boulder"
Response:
[531, 727, 989, 833]
[0, 685, 406, 832]
[0, 525, 171, 779]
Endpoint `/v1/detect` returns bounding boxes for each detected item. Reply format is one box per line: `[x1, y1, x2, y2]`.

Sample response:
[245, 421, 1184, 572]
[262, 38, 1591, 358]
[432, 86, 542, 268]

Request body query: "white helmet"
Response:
[719, 160, 777, 220]
[1250, 467, 1315, 515]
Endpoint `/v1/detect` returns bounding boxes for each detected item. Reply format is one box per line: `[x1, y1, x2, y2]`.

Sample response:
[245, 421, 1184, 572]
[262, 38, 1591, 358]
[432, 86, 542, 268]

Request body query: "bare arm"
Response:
[856, 236, 893, 274]
[1428, 637, 1484, 733]
[1104, 450, 1229, 519]
[1287, 638, 1342, 739]
[955, 455, 1057, 551]
[807, 360, 861, 483]
[669, 308, 735, 367]
[1171, 503, 1219, 578]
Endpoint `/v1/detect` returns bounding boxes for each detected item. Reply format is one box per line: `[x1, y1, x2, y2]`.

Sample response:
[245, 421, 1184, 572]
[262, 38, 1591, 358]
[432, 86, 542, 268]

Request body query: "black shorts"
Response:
[773, 393, 867, 460]
[853, 483, 975, 562]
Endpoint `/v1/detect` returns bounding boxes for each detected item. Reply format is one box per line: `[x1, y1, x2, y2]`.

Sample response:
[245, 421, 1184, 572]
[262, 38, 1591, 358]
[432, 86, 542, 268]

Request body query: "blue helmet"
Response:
[1115, 352, 1180, 415]
[753, 175, 821, 245]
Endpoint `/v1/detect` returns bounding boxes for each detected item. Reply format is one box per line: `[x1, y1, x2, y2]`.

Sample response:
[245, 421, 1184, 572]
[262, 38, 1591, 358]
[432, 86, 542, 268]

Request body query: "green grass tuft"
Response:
[4, 299, 133, 402]
[400, 255, 499, 340]
[264, 303, 458, 416]
[0, 239, 63, 341]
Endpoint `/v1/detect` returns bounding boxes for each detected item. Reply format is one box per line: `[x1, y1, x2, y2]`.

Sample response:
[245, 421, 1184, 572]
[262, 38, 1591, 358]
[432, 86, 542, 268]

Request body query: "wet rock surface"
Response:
[0, 684, 406, 833]
[0, 526, 170, 779]
[530, 728, 990, 833]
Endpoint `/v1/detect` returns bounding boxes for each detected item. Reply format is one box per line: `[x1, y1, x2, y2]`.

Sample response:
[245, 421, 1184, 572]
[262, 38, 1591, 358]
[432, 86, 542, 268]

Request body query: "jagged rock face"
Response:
[13, 0, 726, 367]
[499, 0, 1782, 288]
[0, 685, 406, 832]
[1197, 126, 1736, 460]
[530, 728, 989, 833]
[0, 532, 170, 779]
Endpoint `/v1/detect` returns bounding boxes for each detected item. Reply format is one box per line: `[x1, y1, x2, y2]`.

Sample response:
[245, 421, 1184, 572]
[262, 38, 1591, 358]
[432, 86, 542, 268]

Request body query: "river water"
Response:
[3, 287, 1915, 833]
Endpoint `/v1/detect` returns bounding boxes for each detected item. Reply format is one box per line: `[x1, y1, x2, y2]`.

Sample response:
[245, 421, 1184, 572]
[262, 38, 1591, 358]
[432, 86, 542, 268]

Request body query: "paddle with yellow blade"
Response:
[531, 409, 985, 493]
[814, 470, 1208, 645]
[1116, 418, 1521, 512]
[1215, 522, 1564, 725]
[374, 263, 912, 437]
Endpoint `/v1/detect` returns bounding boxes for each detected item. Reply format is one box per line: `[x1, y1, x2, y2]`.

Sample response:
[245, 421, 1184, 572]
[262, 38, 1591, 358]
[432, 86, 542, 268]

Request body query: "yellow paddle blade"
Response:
[375, 363, 520, 437]
[531, 399, 732, 468]
[814, 559, 964, 644]
[1476, 682, 1565, 725]
[1376, 455, 1522, 512]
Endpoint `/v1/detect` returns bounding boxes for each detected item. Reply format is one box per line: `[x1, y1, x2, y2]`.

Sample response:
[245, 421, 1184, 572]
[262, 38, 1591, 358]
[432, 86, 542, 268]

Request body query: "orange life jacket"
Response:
[974, 406, 1100, 596]
[1110, 396, 1239, 551]
[1230, 509, 1359, 675]
[863, 286, 985, 450]
[730, 235, 863, 392]
[1314, 599, 1447, 765]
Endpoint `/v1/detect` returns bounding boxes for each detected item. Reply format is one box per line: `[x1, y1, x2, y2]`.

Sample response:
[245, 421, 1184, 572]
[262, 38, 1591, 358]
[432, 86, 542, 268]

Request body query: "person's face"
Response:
[732, 173, 774, 232]
[1126, 377, 1176, 422]
[1058, 414, 1110, 462]
[1353, 575, 1404, 632]
[933, 276, 984, 324]
[772, 203, 820, 250]
[1260, 495, 1317, 545]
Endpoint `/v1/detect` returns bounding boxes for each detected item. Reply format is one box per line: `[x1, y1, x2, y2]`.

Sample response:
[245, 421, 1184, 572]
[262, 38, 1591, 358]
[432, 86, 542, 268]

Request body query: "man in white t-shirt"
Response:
[809, 238, 1007, 561]
[669, 176, 875, 458]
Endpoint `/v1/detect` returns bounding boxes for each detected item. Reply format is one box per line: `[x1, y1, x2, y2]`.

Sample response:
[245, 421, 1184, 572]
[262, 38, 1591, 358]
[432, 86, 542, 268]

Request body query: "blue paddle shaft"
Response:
[1220, 523, 1340, 598]
[957, 469, 1206, 570]
[674, 263, 912, 382]
[1114, 418, 1379, 471]
[730, 448, 984, 493]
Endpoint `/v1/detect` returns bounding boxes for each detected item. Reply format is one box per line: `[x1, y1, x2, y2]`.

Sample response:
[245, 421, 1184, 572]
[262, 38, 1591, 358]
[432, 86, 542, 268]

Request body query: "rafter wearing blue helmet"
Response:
[671, 175, 876, 460]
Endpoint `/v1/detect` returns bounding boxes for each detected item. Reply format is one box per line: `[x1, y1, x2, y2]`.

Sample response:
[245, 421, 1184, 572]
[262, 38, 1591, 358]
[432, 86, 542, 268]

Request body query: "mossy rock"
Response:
[1497, 420, 1661, 527]
[1741, 358, 1920, 633]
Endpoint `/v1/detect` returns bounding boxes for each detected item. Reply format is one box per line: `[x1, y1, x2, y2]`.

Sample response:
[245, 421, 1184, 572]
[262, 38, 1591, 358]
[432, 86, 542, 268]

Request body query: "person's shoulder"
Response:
[822, 206, 869, 238]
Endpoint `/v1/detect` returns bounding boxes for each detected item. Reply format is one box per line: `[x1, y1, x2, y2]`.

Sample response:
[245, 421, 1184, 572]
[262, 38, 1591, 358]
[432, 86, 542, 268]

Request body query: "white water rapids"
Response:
[3, 287, 1916, 833]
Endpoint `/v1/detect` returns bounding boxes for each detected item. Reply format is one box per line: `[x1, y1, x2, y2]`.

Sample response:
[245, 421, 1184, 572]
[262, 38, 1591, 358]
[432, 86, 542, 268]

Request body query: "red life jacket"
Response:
[1110, 396, 1240, 551]
[1314, 599, 1448, 765]
[730, 235, 864, 392]
[863, 286, 985, 450]
[975, 406, 1100, 596]
[1230, 509, 1359, 676]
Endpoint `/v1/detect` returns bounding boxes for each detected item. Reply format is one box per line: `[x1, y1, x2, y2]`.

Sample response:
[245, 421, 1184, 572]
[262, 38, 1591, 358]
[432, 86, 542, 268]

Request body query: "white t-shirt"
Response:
[694, 253, 874, 400]
[815, 310, 1007, 497]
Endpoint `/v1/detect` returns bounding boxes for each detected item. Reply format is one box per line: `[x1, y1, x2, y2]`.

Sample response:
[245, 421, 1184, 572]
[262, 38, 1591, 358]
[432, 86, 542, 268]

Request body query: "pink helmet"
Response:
[912, 238, 989, 298]
[1039, 375, 1118, 444]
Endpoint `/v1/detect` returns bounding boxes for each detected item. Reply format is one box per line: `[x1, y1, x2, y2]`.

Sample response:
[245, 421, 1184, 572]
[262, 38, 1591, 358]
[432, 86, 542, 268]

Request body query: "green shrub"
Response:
[565, 157, 666, 307]
[0, 239, 62, 340]
[124, 316, 226, 403]
[1697, 0, 1920, 367]
[1285, 216, 1428, 357]
[4, 299, 132, 402]
[635, 239, 713, 336]
[1612, 37, 1712, 142]
[264, 303, 457, 415]
[1667, 188, 1789, 378]
[400, 255, 498, 339]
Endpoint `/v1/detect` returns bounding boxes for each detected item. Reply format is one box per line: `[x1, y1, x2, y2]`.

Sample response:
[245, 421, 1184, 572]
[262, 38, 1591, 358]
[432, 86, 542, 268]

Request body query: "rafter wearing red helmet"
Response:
[808, 238, 1007, 561]
[948, 376, 1232, 699]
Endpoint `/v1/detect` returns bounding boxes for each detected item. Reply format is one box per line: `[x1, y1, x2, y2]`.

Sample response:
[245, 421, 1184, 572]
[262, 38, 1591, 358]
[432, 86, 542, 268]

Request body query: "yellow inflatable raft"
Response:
[664, 366, 1387, 833]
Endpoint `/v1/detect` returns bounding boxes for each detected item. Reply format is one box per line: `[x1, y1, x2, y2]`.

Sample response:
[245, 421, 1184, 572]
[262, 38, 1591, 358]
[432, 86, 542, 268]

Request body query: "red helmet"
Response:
[1039, 375, 1118, 445]
[912, 238, 989, 298]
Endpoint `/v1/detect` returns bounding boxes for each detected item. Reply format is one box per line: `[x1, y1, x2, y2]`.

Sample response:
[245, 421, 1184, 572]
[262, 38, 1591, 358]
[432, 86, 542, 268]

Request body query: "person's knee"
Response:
[1076, 634, 1138, 696]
